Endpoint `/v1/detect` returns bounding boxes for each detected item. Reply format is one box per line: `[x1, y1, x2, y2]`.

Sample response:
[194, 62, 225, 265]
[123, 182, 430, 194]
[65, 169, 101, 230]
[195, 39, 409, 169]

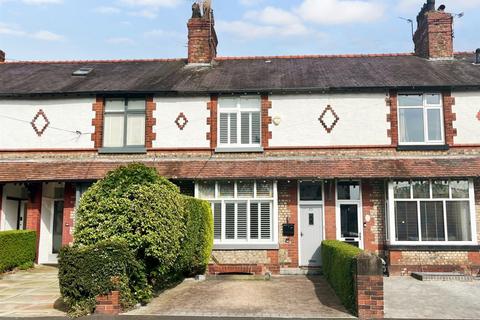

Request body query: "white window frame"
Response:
[195, 180, 278, 249]
[217, 96, 262, 150]
[397, 93, 445, 146]
[387, 179, 478, 246]
[335, 180, 364, 249]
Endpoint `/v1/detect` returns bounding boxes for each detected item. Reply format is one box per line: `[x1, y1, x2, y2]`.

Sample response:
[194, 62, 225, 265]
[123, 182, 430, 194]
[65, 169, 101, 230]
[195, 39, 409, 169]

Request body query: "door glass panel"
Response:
[337, 181, 360, 200]
[300, 181, 322, 201]
[340, 204, 359, 238]
[52, 201, 64, 254]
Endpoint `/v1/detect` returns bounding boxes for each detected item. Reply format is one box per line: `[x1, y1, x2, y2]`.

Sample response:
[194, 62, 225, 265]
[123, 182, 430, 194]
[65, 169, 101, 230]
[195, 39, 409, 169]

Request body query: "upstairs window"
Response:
[103, 99, 146, 151]
[217, 96, 261, 150]
[388, 180, 476, 244]
[398, 93, 444, 145]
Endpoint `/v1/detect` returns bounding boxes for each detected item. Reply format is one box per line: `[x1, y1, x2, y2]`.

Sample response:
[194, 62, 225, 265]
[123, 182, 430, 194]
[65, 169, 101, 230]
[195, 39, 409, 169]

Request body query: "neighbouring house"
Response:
[0, 0, 479, 276]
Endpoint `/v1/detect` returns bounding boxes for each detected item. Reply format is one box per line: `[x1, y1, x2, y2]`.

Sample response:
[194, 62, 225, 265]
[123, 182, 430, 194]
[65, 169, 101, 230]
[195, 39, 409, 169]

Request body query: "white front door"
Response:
[299, 205, 323, 267]
[38, 198, 64, 264]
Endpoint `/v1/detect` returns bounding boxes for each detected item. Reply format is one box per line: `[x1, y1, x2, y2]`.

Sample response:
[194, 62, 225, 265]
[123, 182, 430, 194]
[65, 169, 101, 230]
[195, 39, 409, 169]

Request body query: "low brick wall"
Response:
[95, 291, 121, 315]
[356, 253, 384, 319]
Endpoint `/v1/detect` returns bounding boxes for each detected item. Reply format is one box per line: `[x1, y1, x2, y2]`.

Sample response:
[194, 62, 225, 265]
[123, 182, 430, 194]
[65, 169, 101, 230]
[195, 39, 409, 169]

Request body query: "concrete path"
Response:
[385, 276, 480, 319]
[126, 276, 354, 319]
[0, 265, 66, 318]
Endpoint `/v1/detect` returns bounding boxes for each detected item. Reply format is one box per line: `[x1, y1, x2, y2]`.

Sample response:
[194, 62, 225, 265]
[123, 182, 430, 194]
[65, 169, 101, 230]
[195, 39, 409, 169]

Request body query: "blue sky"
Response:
[0, 0, 479, 61]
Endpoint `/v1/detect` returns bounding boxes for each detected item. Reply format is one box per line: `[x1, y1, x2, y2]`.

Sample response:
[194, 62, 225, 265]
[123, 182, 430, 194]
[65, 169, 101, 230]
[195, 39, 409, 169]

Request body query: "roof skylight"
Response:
[72, 67, 94, 76]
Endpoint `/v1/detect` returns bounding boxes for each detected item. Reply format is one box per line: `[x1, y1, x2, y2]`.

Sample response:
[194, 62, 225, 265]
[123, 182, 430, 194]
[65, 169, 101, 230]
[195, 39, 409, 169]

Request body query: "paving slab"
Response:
[0, 265, 66, 318]
[126, 276, 354, 319]
[385, 276, 480, 319]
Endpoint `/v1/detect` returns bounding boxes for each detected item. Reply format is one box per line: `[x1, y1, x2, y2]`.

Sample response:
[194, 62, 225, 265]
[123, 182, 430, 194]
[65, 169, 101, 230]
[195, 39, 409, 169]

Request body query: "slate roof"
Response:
[0, 156, 479, 182]
[0, 53, 479, 97]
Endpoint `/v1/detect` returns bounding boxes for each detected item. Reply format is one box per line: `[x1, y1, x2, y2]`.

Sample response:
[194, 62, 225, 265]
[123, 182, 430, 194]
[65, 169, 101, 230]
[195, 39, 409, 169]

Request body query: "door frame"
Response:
[297, 181, 325, 267]
[335, 180, 364, 249]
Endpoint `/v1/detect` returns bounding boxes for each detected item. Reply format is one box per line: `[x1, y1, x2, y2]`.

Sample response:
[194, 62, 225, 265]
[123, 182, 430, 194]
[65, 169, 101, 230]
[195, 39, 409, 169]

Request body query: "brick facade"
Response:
[62, 183, 75, 246]
[91, 97, 104, 149]
[187, 11, 217, 64]
[387, 91, 398, 146]
[25, 183, 42, 261]
[362, 180, 386, 255]
[442, 91, 457, 146]
[414, 6, 453, 59]
[261, 95, 272, 149]
[324, 180, 336, 240]
[206, 95, 218, 149]
[145, 97, 157, 149]
[278, 180, 298, 268]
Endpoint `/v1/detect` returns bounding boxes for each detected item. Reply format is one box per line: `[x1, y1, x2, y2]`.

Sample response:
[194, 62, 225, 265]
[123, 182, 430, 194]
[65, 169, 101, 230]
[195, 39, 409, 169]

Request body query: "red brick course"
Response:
[95, 291, 121, 315]
[442, 91, 457, 146]
[206, 95, 218, 149]
[278, 181, 299, 268]
[324, 180, 336, 240]
[362, 180, 386, 254]
[25, 183, 42, 262]
[62, 183, 75, 246]
[91, 97, 104, 149]
[261, 95, 272, 148]
[387, 91, 398, 146]
[146, 97, 157, 149]
[208, 264, 265, 275]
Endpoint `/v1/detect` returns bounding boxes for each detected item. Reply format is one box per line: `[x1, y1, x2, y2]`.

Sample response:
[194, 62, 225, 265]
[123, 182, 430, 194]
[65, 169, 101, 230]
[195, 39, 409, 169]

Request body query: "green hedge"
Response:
[178, 196, 214, 276]
[0, 230, 36, 273]
[58, 240, 151, 317]
[321, 240, 363, 314]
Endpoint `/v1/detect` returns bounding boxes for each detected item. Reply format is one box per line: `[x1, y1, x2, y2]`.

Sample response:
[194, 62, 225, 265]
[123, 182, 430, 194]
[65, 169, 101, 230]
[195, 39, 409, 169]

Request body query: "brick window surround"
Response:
[91, 96, 156, 150]
[387, 90, 456, 147]
[207, 94, 272, 150]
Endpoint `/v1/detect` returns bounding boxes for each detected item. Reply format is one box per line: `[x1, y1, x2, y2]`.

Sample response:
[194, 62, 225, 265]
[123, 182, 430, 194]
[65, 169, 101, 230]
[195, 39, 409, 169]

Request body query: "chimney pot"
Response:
[476, 49, 480, 64]
[0, 50, 4, 63]
[438, 4, 446, 12]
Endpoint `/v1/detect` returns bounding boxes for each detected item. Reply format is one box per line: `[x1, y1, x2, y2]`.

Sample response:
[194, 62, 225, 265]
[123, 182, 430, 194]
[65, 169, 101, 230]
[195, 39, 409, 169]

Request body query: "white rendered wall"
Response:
[269, 93, 390, 147]
[0, 184, 26, 231]
[453, 91, 480, 145]
[0, 99, 95, 149]
[153, 97, 210, 149]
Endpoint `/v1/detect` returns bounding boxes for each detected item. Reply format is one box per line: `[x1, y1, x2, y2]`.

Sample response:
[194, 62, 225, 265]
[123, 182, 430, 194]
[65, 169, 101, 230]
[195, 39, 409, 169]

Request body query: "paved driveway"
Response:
[127, 276, 354, 319]
[385, 276, 480, 319]
[0, 265, 65, 318]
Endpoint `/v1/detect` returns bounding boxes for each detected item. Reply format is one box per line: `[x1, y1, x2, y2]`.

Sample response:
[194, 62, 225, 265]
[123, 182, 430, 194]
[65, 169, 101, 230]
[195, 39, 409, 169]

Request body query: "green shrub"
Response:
[58, 240, 151, 317]
[178, 197, 214, 276]
[321, 240, 363, 314]
[0, 230, 36, 273]
[74, 163, 186, 283]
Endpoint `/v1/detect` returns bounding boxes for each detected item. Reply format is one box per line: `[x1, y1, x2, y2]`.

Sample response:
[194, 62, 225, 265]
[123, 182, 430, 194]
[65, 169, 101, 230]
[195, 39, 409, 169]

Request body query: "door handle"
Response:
[301, 232, 304, 237]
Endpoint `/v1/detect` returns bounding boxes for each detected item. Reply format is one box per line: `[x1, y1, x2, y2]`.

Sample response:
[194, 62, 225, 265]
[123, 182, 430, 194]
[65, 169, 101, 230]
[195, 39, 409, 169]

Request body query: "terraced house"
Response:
[0, 0, 479, 276]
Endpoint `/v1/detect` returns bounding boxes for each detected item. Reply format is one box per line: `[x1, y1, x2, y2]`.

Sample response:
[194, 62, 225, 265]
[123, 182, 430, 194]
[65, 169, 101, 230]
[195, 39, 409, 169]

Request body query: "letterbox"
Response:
[282, 223, 295, 237]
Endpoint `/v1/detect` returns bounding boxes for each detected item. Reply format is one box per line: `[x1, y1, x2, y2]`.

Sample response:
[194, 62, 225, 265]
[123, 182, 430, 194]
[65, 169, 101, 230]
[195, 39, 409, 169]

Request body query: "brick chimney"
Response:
[0, 50, 5, 63]
[413, 0, 453, 60]
[187, 1, 218, 64]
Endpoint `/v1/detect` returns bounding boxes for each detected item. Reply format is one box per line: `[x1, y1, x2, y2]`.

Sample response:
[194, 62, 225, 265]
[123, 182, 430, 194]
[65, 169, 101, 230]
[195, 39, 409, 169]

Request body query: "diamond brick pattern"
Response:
[31, 109, 50, 137]
[175, 112, 189, 130]
[318, 105, 340, 133]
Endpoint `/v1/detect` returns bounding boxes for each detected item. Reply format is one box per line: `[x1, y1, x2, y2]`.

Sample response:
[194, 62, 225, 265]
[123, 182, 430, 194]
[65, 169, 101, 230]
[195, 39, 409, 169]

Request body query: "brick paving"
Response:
[0, 265, 65, 318]
[126, 276, 354, 319]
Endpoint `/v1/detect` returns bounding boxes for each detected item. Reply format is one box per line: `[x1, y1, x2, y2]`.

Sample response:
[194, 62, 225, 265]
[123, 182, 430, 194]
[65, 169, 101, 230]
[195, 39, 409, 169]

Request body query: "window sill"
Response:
[386, 244, 480, 252]
[99, 147, 147, 154]
[396, 144, 449, 151]
[213, 243, 279, 250]
[215, 147, 264, 153]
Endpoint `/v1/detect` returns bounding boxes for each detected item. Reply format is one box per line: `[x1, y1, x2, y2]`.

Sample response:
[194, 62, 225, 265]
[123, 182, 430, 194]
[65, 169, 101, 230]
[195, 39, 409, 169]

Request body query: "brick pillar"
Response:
[26, 183, 42, 262]
[278, 180, 299, 269]
[62, 183, 76, 246]
[362, 180, 386, 255]
[356, 253, 384, 319]
[324, 180, 336, 240]
[95, 291, 121, 315]
[206, 95, 218, 149]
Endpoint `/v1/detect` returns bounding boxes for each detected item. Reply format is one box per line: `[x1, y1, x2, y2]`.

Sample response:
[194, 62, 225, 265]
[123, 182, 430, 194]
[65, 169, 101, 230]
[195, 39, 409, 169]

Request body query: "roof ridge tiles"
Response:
[4, 58, 186, 64]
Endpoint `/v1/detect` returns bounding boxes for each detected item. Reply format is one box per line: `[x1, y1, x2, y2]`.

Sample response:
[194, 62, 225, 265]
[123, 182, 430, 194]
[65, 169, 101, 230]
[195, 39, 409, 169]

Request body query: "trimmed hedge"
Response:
[321, 240, 363, 314]
[74, 163, 186, 281]
[178, 196, 214, 276]
[0, 230, 36, 273]
[58, 240, 151, 317]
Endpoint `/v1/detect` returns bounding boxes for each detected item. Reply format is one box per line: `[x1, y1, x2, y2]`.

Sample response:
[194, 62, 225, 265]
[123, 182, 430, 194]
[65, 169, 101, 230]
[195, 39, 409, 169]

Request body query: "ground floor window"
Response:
[195, 180, 277, 245]
[388, 179, 477, 244]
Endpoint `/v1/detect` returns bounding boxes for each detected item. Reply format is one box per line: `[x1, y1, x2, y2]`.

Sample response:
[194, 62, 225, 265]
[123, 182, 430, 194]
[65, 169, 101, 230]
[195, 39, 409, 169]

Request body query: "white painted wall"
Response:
[269, 93, 390, 147]
[0, 184, 27, 231]
[453, 91, 480, 145]
[0, 98, 95, 150]
[153, 97, 210, 148]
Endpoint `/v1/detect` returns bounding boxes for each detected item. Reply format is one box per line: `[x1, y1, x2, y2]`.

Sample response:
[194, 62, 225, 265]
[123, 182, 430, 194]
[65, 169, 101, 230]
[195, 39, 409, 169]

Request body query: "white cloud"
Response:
[119, 0, 181, 8]
[107, 37, 135, 45]
[22, 0, 62, 3]
[130, 9, 158, 19]
[0, 23, 26, 36]
[297, 0, 385, 25]
[239, 0, 264, 6]
[94, 6, 121, 14]
[245, 7, 301, 26]
[217, 20, 311, 39]
[31, 30, 63, 41]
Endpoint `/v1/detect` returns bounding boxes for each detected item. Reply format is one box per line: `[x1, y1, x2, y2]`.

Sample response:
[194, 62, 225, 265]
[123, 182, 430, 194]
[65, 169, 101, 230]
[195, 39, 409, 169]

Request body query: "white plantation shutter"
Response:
[225, 203, 235, 239]
[241, 112, 250, 144]
[252, 112, 261, 144]
[229, 113, 237, 144]
[250, 203, 259, 239]
[237, 202, 247, 239]
[260, 202, 271, 239]
[219, 113, 229, 144]
[213, 202, 222, 240]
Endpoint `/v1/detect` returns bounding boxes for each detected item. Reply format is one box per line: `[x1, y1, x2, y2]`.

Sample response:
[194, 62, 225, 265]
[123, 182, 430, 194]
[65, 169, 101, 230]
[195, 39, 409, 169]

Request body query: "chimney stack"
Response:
[187, 1, 218, 65]
[476, 48, 480, 65]
[413, 0, 454, 60]
[0, 50, 5, 63]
